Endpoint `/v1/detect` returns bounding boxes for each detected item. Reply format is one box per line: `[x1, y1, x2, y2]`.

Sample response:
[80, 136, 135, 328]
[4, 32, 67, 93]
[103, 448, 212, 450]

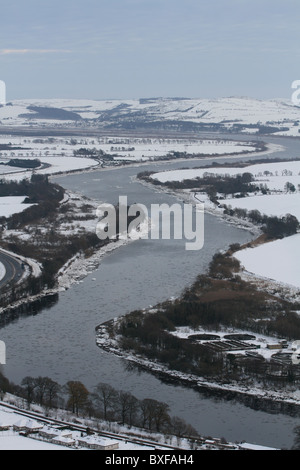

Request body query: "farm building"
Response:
[52, 432, 76, 447]
[0, 421, 11, 431]
[77, 435, 119, 450]
[39, 425, 62, 440]
[13, 418, 43, 434]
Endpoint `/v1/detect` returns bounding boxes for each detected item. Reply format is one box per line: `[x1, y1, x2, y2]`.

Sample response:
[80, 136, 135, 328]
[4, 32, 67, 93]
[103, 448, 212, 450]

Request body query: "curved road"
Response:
[0, 250, 24, 290]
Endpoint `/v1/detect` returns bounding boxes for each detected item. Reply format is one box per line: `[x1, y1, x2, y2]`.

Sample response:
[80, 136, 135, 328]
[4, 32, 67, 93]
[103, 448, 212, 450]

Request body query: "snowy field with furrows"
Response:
[0, 97, 300, 136]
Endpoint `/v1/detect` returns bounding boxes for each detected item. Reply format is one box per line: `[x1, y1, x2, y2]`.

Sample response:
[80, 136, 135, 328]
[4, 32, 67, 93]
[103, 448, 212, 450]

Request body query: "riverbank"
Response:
[93, 160, 300, 414]
[42, 139, 285, 297]
[2, 137, 296, 390]
[0, 182, 132, 316]
[135, 153, 300, 300]
[50, 140, 283, 179]
[20, 141, 268, 303]
[1, 137, 299, 449]
[95, 317, 300, 417]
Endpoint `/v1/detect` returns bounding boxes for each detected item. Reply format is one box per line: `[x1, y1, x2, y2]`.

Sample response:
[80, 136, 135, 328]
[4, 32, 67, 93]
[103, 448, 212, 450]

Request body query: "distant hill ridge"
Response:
[0, 97, 299, 135]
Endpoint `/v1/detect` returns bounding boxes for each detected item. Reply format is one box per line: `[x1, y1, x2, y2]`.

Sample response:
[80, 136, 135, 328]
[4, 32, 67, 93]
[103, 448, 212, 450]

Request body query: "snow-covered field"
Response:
[150, 160, 300, 291]
[0, 165, 23, 174]
[223, 193, 300, 220]
[0, 403, 193, 451]
[235, 233, 300, 289]
[0, 133, 264, 182]
[0, 196, 35, 218]
[95, 137, 257, 160]
[0, 434, 68, 450]
[0, 156, 100, 182]
[151, 160, 300, 186]
[152, 160, 300, 218]
[0, 134, 259, 170]
[0, 407, 68, 450]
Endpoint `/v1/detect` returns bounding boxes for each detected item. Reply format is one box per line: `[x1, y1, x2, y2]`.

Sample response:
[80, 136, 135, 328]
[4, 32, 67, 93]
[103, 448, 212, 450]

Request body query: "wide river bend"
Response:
[1, 133, 300, 449]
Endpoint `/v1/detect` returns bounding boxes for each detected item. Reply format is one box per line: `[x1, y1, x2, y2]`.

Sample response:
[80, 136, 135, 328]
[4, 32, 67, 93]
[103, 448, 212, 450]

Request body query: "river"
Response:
[1, 133, 300, 449]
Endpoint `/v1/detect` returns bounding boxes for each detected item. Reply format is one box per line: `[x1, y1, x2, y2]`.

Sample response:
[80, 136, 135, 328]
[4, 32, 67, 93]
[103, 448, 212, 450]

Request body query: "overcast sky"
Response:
[0, 0, 299, 101]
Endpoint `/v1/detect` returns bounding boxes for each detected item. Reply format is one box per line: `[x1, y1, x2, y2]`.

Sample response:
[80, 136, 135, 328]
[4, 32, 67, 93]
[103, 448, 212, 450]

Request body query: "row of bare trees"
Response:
[1, 374, 198, 438]
[67, 381, 198, 437]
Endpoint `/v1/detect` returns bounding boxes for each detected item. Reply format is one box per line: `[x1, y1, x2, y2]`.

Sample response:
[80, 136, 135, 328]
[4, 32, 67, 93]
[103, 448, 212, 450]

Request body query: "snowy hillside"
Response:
[0, 97, 300, 134]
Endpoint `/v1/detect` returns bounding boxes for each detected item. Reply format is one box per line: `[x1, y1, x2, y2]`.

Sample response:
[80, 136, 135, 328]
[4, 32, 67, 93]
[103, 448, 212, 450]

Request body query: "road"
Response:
[0, 250, 24, 290]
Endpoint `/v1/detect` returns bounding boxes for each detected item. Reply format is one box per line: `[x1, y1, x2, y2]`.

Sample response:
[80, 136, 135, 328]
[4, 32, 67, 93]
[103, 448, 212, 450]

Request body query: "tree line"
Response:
[0, 175, 109, 298]
[139, 171, 259, 195]
[222, 205, 299, 239]
[0, 372, 198, 438]
[138, 169, 300, 239]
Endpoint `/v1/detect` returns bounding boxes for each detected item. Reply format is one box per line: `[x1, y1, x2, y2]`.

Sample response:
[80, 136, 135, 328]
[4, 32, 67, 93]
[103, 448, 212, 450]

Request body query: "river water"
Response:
[1, 134, 300, 449]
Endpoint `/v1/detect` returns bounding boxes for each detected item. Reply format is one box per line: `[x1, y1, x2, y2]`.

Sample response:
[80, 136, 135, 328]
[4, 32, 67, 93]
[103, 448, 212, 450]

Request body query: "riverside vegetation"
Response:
[96, 166, 300, 392]
[107, 250, 300, 388]
[0, 175, 152, 313]
[0, 175, 109, 310]
[138, 161, 300, 240]
[0, 371, 199, 439]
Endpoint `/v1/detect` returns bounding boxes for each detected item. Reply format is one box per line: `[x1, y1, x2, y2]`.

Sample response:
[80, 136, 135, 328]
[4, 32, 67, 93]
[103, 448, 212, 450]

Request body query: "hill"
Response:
[1, 97, 300, 135]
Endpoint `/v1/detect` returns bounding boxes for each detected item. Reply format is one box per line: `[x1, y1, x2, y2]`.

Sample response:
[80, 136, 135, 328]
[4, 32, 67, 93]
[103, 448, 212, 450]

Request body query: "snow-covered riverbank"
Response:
[90, 157, 300, 412]
[95, 317, 300, 414]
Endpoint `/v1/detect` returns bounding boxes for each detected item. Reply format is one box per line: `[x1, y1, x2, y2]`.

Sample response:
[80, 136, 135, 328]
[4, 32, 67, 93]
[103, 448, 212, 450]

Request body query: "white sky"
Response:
[0, 0, 300, 101]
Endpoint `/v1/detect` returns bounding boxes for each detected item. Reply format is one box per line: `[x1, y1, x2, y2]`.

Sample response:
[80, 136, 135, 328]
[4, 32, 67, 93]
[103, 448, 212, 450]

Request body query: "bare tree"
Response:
[92, 383, 118, 421]
[43, 377, 61, 409]
[21, 376, 37, 408]
[34, 376, 49, 407]
[117, 391, 139, 426]
[127, 394, 139, 427]
[65, 381, 89, 416]
[170, 416, 199, 439]
[140, 398, 170, 432]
